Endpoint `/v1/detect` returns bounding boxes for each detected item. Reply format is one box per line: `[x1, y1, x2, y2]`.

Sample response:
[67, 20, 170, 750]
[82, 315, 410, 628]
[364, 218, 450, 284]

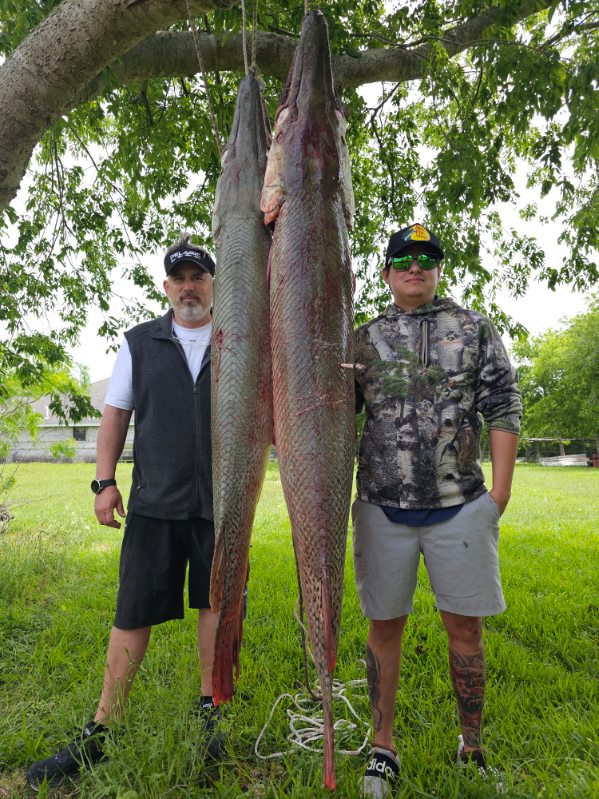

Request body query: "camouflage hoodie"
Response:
[355, 297, 522, 509]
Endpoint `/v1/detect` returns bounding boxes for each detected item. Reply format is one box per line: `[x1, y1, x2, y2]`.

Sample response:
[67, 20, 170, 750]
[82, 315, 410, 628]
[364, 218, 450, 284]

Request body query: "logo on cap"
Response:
[164, 244, 215, 276]
[403, 224, 431, 243]
[168, 249, 202, 265]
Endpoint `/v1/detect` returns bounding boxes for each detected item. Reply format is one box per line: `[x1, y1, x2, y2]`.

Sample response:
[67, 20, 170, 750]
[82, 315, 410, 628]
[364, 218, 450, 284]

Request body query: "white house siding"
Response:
[5, 379, 135, 464]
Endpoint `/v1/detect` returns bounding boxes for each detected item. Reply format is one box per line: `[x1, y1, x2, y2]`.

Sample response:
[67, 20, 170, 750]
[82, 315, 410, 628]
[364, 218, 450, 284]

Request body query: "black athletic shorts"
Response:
[114, 513, 215, 630]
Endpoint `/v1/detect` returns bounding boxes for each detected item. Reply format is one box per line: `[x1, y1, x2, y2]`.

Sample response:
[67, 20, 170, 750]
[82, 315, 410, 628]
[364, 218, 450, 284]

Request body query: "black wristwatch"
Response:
[91, 478, 117, 494]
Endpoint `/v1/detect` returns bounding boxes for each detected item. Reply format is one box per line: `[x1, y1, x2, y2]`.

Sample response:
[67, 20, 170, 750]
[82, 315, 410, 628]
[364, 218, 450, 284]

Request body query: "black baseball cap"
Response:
[164, 244, 215, 276]
[386, 224, 444, 265]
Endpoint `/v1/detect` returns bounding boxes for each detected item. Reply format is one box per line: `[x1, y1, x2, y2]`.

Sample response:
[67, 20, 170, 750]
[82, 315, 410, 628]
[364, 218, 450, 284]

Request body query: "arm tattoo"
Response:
[449, 647, 486, 748]
[366, 645, 383, 732]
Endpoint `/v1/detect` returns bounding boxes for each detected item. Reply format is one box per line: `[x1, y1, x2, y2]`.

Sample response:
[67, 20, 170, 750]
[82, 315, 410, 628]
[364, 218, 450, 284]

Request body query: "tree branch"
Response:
[0, 0, 235, 210]
[0, 0, 554, 212]
[76, 0, 554, 99]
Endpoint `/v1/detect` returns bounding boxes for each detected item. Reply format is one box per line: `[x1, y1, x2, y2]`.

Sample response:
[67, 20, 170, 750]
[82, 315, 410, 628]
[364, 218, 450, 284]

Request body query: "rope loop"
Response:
[254, 675, 371, 761]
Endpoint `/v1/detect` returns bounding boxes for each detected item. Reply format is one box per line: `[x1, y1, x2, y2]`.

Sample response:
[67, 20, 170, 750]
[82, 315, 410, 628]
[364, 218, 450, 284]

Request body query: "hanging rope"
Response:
[293, 556, 321, 702]
[186, 0, 223, 155]
[241, 0, 250, 76]
[251, 0, 258, 71]
[304, 0, 309, 15]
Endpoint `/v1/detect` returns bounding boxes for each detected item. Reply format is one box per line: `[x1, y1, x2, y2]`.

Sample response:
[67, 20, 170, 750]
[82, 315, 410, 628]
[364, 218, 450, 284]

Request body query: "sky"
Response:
[69, 257, 594, 384]
[66, 120, 597, 383]
[66, 169, 597, 384]
[6, 61, 595, 384]
[9, 139, 593, 385]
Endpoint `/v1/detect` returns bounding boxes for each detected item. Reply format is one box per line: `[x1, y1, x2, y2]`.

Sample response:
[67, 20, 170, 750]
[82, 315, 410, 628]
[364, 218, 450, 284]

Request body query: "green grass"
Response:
[0, 462, 597, 798]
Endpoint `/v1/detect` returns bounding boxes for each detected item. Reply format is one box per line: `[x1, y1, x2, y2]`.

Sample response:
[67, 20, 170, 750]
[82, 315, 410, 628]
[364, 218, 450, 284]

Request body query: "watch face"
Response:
[92, 479, 115, 494]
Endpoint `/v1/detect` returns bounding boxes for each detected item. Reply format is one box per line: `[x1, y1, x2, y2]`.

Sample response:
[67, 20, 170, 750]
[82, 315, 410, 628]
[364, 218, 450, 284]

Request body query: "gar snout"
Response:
[286, 11, 338, 115]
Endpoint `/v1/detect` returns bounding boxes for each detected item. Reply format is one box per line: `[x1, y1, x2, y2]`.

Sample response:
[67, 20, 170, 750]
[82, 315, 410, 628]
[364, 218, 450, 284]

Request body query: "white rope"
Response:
[254, 674, 371, 760]
[257, 565, 370, 763]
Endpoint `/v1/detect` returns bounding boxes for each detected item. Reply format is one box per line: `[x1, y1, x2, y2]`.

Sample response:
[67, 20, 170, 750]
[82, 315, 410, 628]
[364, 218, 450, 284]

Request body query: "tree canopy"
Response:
[513, 296, 599, 443]
[0, 0, 597, 415]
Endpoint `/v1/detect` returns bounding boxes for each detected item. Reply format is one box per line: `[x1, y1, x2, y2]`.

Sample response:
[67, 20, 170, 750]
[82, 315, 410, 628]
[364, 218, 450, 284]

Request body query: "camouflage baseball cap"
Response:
[386, 224, 444, 264]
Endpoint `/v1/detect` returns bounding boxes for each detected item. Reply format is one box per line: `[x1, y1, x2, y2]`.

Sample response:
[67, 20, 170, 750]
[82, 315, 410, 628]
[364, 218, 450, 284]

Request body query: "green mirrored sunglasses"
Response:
[390, 254, 439, 271]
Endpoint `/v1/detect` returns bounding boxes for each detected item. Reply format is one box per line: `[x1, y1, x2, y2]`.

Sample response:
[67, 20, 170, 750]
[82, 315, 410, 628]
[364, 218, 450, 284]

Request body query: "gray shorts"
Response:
[352, 493, 506, 620]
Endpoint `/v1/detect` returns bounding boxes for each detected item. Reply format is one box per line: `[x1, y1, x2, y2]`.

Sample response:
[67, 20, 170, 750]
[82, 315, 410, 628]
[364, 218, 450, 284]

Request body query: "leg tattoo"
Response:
[365, 645, 383, 733]
[449, 647, 486, 748]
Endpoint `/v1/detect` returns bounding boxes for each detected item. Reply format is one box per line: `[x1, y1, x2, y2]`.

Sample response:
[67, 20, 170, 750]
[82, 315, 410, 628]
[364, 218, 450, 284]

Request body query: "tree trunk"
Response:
[0, 0, 234, 211]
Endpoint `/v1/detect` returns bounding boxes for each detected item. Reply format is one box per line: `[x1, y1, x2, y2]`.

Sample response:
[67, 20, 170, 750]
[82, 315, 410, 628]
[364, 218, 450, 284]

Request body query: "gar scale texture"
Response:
[210, 74, 272, 705]
[261, 11, 355, 790]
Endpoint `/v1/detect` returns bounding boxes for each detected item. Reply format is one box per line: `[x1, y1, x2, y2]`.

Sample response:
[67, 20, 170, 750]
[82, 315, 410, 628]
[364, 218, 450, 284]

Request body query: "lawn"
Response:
[0, 462, 597, 798]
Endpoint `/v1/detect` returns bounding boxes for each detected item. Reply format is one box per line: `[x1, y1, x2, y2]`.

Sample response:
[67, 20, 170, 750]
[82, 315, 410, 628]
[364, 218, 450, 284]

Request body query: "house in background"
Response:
[5, 379, 134, 463]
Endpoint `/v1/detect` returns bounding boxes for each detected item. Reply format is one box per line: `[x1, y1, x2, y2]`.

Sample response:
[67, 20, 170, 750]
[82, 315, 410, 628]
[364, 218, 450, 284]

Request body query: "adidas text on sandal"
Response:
[359, 746, 400, 799]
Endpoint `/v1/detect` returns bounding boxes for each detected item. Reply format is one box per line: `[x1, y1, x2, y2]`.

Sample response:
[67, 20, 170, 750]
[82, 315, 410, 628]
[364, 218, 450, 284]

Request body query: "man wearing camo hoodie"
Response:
[354, 224, 521, 798]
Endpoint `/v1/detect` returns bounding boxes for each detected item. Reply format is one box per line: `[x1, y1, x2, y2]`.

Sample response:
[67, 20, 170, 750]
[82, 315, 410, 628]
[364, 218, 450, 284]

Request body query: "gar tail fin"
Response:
[211, 604, 244, 706]
[208, 527, 226, 612]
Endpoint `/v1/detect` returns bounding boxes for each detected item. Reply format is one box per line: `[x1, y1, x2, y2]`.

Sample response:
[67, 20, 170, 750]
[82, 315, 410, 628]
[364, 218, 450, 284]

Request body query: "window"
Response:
[73, 427, 86, 442]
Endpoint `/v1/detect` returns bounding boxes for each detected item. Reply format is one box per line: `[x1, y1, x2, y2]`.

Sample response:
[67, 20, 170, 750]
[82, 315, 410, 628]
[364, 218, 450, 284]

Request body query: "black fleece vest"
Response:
[124, 310, 213, 521]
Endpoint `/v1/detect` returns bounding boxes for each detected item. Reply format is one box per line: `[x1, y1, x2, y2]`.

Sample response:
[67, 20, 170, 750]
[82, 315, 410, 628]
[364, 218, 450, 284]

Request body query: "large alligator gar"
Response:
[210, 74, 272, 705]
[261, 11, 355, 790]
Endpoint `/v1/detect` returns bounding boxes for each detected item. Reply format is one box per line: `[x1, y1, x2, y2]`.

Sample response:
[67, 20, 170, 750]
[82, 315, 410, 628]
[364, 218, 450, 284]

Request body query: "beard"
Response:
[171, 296, 211, 323]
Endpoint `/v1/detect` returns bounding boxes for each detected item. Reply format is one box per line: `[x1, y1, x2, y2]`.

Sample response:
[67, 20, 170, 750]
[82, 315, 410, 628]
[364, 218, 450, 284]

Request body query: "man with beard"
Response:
[28, 237, 222, 790]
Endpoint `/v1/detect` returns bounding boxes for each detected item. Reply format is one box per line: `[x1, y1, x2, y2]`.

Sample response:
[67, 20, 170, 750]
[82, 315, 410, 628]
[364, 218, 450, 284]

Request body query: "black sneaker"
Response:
[27, 721, 108, 791]
[197, 697, 225, 759]
[359, 746, 400, 798]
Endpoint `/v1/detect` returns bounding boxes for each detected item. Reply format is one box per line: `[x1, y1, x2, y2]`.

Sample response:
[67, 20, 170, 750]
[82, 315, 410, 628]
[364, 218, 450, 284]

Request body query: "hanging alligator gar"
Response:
[210, 74, 272, 705]
[261, 11, 355, 790]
